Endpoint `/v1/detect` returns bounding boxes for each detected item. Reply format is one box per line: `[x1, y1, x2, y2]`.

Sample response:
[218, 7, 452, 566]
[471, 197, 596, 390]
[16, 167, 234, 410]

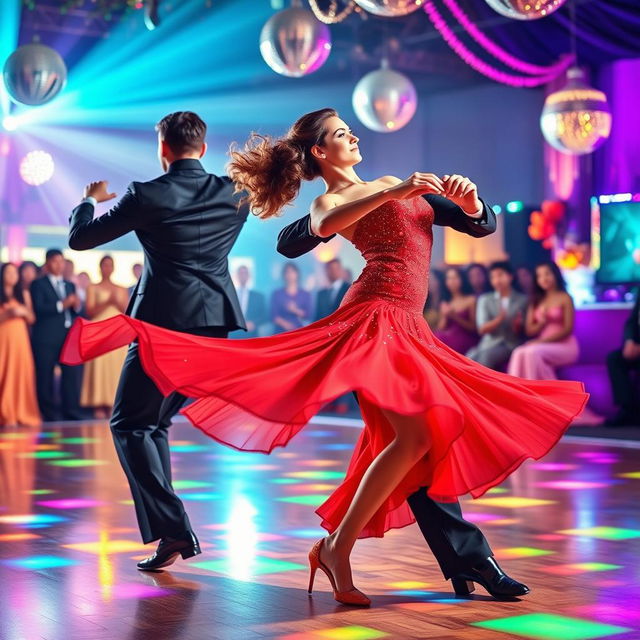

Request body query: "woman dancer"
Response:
[62, 108, 588, 606]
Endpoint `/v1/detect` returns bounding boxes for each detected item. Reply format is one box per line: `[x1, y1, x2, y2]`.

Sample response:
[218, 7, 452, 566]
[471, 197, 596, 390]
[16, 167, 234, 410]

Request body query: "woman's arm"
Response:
[22, 291, 36, 325]
[310, 173, 444, 238]
[436, 301, 449, 331]
[524, 304, 543, 337]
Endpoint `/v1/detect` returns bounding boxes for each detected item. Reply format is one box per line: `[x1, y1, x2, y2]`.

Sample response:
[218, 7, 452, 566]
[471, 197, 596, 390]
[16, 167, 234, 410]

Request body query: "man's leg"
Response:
[406, 489, 491, 579]
[110, 343, 192, 544]
[33, 342, 58, 421]
[60, 362, 83, 420]
[606, 349, 640, 418]
[472, 343, 512, 370]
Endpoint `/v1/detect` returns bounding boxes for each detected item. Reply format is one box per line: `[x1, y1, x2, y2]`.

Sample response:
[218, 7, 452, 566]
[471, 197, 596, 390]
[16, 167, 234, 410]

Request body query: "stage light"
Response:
[2, 115, 18, 131]
[19, 150, 55, 186]
[506, 200, 524, 213]
[492, 204, 502, 214]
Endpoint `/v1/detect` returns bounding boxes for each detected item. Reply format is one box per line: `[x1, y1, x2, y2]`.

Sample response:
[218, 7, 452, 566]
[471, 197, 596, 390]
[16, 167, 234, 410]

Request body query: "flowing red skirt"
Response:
[61, 300, 588, 538]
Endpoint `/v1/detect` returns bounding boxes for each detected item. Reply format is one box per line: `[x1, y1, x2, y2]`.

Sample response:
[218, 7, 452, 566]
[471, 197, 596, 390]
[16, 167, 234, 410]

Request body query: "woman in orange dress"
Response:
[0, 262, 41, 427]
[80, 255, 129, 418]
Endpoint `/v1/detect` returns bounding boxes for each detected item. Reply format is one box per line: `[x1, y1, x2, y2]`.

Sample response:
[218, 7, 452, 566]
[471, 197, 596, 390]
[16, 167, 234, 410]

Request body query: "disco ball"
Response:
[540, 68, 612, 155]
[352, 66, 417, 133]
[20, 150, 55, 186]
[354, 0, 425, 17]
[484, 0, 568, 20]
[3, 44, 67, 106]
[259, 7, 331, 78]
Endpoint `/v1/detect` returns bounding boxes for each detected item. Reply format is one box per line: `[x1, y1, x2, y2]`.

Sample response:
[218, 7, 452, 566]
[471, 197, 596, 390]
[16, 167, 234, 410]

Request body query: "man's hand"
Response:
[442, 175, 481, 215]
[83, 181, 117, 203]
[62, 294, 79, 310]
[390, 173, 445, 200]
[622, 339, 640, 360]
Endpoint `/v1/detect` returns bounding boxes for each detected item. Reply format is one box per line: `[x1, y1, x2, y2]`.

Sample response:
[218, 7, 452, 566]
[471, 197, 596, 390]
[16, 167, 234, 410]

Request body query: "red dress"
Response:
[61, 199, 588, 538]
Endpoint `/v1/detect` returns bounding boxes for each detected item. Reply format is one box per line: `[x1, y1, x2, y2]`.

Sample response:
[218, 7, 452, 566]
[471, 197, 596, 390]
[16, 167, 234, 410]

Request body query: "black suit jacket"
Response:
[30, 276, 79, 347]
[68, 159, 249, 332]
[277, 195, 497, 258]
[623, 292, 640, 343]
[315, 282, 350, 321]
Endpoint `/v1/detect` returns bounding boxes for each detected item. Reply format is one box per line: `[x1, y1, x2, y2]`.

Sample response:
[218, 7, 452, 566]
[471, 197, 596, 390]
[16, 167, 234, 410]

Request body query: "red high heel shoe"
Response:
[308, 538, 371, 607]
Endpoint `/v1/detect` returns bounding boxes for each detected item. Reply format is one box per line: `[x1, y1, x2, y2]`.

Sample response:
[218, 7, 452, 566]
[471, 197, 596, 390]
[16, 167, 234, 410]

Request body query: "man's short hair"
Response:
[488, 260, 513, 275]
[45, 248, 63, 262]
[155, 111, 206, 155]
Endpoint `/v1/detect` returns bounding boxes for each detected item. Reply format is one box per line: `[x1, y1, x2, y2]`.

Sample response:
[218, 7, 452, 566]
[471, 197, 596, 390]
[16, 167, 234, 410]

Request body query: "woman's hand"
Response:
[442, 175, 482, 214]
[390, 173, 445, 200]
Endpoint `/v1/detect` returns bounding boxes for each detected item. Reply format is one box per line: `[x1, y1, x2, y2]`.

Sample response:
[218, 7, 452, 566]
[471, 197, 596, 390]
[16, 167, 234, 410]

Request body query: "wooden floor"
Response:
[1, 417, 639, 640]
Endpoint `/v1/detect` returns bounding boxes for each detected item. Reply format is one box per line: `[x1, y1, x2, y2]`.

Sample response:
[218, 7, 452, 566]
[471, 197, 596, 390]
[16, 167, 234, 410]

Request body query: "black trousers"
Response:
[32, 339, 83, 421]
[110, 326, 228, 544]
[606, 349, 640, 414]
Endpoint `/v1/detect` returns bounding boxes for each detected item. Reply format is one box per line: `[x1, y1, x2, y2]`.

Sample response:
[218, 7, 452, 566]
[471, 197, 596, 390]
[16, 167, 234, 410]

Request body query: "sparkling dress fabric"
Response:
[61, 199, 589, 538]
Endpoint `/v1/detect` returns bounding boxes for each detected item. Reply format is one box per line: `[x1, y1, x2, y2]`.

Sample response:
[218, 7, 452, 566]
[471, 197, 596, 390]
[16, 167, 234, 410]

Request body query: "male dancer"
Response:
[67, 111, 248, 570]
[276, 191, 529, 599]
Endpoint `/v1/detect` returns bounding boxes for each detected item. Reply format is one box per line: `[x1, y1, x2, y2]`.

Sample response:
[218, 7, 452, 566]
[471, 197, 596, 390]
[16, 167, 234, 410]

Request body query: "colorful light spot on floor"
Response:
[486, 487, 510, 494]
[315, 626, 389, 639]
[270, 478, 303, 484]
[63, 540, 149, 554]
[471, 613, 631, 639]
[464, 512, 505, 523]
[110, 583, 174, 599]
[617, 471, 640, 479]
[473, 497, 556, 508]
[27, 489, 55, 495]
[535, 481, 611, 490]
[495, 547, 555, 558]
[388, 581, 433, 589]
[2, 555, 79, 570]
[56, 437, 100, 444]
[531, 463, 579, 471]
[180, 493, 221, 501]
[557, 527, 640, 540]
[300, 460, 342, 467]
[277, 495, 330, 506]
[282, 529, 326, 538]
[539, 563, 622, 575]
[286, 471, 345, 480]
[0, 514, 67, 525]
[47, 459, 108, 467]
[18, 450, 73, 459]
[192, 557, 305, 576]
[0, 533, 40, 541]
[172, 480, 215, 490]
[36, 499, 104, 509]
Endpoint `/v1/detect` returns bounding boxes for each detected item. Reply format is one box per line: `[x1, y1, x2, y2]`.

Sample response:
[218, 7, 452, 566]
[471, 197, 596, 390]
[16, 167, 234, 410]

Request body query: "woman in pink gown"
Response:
[508, 262, 579, 379]
[62, 109, 588, 605]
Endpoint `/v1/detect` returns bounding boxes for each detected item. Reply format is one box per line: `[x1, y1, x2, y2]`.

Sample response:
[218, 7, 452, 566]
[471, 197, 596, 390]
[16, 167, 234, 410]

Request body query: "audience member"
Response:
[466, 262, 491, 296]
[271, 263, 312, 333]
[30, 249, 83, 421]
[0, 263, 40, 427]
[434, 266, 478, 354]
[466, 261, 527, 369]
[515, 265, 535, 296]
[315, 258, 349, 321]
[234, 264, 267, 338]
[423, 268, 444, 330]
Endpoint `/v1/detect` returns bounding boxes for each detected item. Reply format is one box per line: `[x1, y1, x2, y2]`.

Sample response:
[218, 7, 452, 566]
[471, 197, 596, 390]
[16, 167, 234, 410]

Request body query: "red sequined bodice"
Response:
[340, 198, 434, 313]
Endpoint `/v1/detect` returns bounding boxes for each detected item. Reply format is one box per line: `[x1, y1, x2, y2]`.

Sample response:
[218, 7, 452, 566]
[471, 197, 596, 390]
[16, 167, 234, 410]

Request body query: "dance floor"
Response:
[1, 417, 639, 640]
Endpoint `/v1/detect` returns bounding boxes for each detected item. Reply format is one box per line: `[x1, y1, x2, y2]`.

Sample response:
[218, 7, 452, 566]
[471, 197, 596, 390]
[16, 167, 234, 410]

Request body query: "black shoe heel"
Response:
[180, 547, 200, 560]
[452, 577, 475, 595]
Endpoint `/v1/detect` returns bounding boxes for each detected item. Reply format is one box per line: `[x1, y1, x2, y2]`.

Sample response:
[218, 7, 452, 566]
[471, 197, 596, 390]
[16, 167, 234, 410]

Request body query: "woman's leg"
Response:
[321, 408, 431, 593]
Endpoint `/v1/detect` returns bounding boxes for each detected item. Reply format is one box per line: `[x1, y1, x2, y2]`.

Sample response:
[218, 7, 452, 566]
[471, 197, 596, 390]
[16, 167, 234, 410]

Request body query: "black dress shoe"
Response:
[451, 557, 530, 599]
[137, 531, 201, 571]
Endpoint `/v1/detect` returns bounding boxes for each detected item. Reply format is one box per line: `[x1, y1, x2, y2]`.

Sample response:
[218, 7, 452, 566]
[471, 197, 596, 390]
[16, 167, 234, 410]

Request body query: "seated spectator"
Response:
[605, 289, 640, 426]
[466, 261, 527, 370]
[434, 266, 478, 354]
[0, 262, 40, 427]
[234, 264, 267, 338]
[515, 265, 535, 296]
[466, 262, 491, 297]
[508, 261, 579, 380]
[315, 258, 349, 321]
[271, 262, 312, 333]
[423, 268, 444, 330]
